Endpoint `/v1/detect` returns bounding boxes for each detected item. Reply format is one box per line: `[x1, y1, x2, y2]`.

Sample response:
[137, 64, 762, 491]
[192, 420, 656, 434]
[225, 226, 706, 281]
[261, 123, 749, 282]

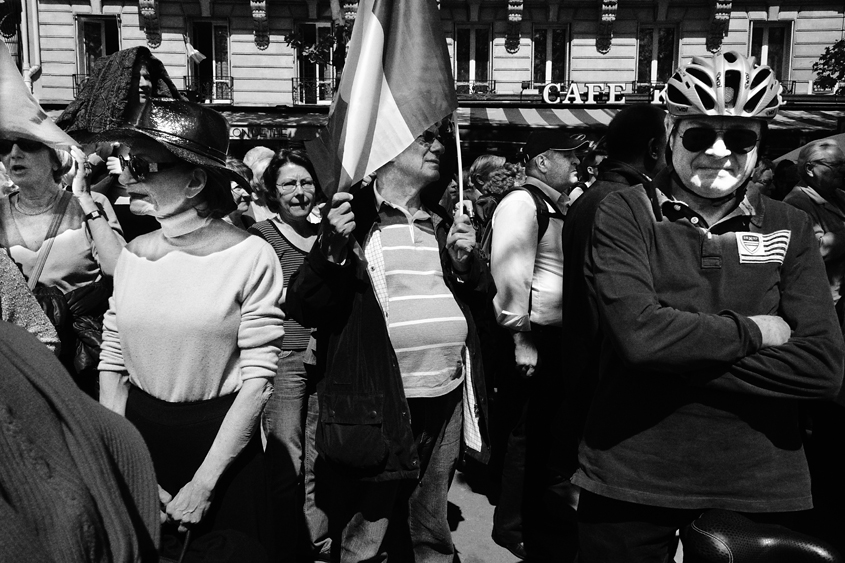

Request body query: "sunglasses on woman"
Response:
[0, 138, 45, 154]
[119, 154, 180, 181]
[679, 127, 759, 155]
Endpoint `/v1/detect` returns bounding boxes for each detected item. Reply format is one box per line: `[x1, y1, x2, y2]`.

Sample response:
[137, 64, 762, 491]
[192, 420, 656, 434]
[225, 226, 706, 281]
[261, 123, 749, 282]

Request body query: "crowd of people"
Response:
[3, 44, 845, 563]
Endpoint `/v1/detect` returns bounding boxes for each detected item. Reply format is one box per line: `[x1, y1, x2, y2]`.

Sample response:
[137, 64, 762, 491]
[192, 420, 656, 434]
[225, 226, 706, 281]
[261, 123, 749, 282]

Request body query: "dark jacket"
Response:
[561, 161, 653, 442]
[573, 169, 845, 512]
[286, 185, 493, 481]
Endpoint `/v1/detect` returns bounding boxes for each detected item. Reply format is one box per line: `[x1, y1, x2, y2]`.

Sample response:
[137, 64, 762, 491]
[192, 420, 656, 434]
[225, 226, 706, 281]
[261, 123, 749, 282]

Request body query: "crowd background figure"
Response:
[4, 41, 845, 563]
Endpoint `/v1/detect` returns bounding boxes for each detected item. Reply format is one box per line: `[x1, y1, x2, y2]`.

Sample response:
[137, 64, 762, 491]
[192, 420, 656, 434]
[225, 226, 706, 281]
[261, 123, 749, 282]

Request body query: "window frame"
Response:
[636, 23, 678, 86]
[294, 20, 337, 106]
[454, 25, 492, 92]
[748, 20, 793, 82]
[189, 19, 232, 104]
[531, 25, 569, 87]
[75, 15, 121, 76]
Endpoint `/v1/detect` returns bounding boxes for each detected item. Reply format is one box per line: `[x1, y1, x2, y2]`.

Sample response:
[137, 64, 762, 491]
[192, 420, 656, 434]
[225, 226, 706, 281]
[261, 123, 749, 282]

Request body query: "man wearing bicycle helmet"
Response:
[572, 51, 844, 562]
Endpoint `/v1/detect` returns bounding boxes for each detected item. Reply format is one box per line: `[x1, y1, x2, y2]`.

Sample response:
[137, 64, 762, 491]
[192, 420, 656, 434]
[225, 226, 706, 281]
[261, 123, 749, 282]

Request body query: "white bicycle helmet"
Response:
[665, 51, 783, 120]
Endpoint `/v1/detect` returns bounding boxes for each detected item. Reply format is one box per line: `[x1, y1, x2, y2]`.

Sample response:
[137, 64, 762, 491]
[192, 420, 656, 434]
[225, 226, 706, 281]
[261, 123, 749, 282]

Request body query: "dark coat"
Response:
[286, 185, 493, 481]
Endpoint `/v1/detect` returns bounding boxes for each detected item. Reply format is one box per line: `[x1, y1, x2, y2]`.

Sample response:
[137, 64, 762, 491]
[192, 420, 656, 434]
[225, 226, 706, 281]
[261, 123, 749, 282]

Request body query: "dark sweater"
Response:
[572, 169, 844, 512]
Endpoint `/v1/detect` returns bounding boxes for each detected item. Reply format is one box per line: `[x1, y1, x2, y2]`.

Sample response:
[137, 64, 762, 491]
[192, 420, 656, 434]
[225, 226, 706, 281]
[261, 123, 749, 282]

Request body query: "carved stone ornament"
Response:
[596, 0, 617, 54]
[138, 0, 161, 48]
[706, 0, 732, 53]
[505, 0, 522, 53]
[251, 0, 269, 50]
[344, 2, 357, 23]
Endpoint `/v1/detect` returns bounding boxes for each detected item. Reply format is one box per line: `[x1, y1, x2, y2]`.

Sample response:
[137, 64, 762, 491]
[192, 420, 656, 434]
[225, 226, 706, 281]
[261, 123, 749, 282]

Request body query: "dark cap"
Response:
[523, 130, 591, 161]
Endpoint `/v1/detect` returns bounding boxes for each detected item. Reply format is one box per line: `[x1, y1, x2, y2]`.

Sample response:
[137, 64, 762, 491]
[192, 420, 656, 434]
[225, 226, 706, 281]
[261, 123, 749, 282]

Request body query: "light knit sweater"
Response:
[98, 218, 285, 402]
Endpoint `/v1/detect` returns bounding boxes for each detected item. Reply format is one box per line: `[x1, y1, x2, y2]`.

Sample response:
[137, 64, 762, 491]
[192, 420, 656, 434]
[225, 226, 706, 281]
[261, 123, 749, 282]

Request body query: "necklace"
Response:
[13, 190, 60, 216]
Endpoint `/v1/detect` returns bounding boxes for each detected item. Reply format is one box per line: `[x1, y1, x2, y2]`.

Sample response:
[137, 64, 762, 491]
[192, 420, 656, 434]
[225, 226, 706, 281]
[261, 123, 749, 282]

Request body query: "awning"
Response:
[454, 106, 843, 131]
[455, 107, 617, 129]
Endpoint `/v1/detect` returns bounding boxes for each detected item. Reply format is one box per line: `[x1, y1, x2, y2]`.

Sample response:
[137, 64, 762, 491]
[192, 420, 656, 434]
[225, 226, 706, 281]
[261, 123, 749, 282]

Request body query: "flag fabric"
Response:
[186, 41, 207, 65]
[306, 0, 458, 196]
[0, 42, 77, 149]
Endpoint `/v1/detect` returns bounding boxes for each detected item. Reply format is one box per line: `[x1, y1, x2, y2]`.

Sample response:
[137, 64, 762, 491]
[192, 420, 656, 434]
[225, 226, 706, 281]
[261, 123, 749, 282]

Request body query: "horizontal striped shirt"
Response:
[368, 192, 467, 398]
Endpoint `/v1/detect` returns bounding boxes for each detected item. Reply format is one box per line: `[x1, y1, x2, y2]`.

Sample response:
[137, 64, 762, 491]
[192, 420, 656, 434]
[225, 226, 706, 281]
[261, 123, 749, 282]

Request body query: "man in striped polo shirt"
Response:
[287, 123, 492, 563]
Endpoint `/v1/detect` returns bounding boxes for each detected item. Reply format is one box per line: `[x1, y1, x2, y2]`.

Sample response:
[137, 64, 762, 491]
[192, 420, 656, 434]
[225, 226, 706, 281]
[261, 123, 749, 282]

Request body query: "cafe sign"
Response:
[542, 82, 665, 105]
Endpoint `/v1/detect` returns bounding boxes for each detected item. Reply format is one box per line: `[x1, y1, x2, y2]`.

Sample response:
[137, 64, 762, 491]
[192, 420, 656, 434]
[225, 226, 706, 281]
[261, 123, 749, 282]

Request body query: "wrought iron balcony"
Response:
[292, 78, 337, 105]
[455, 80, 496, 96]
[182, 76, 234, 104]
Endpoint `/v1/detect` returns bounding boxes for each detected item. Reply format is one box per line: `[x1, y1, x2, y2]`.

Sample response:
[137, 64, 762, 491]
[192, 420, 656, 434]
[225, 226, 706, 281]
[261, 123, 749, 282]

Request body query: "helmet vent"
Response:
[724, 70, 741, 108]
[694, 85, 716, 110]
[750, 67, 772, 89]
[744, 91, 765, 114]
[686, 67, 712, 87]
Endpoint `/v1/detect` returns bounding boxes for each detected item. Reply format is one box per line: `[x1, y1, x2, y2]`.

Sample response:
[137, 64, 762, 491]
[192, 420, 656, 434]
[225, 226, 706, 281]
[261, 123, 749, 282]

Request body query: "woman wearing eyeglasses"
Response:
[0, 135, 125, 395]
[96, 99, 285, 560]
[247, 148, 329, 562]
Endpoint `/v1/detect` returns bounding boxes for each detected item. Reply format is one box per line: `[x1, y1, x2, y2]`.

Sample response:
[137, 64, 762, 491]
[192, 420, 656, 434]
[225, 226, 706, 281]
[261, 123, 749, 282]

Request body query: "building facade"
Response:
[3, 0, 845, 158]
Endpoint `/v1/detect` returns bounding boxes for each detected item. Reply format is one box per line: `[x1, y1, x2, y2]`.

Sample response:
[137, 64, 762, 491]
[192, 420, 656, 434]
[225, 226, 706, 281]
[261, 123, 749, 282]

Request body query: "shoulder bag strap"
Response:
[27, 191, 72, 291]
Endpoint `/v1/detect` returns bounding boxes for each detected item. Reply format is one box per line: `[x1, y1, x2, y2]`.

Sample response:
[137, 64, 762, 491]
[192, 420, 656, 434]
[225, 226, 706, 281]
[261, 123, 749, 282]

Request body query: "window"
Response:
[190, 21, 232, 103]
[455, 26, 491, 94]
[76, 16, 120, 76]
[637, 25, 677, 90]
[532, 27, 567, 86]
[295, 22, 336, 105]
[749, 22, 791, 81]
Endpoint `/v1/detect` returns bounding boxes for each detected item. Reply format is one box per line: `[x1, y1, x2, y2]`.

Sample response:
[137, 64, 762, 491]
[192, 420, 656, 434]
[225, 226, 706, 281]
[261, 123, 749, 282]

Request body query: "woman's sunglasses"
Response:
[679, 127, 759, 155]
[119, 154, 180, 181]
[0, 138, 45, 154]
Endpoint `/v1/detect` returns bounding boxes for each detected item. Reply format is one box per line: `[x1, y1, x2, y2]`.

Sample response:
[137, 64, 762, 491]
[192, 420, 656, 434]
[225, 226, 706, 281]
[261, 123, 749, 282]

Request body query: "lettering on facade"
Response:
[541, 82, 666, 105]
[230, 126, 292, 140]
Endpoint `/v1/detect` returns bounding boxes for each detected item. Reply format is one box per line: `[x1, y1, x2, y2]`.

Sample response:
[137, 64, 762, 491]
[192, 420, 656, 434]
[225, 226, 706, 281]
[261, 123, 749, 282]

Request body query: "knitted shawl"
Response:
[57, 46, 185, 141]
[0, 322, 160, 562]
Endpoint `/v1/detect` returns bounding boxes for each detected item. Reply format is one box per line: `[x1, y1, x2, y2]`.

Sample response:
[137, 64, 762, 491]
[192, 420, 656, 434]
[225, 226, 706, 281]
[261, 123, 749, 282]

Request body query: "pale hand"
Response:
[158, 485, 172, 525]
[749, 315, 791, 348]
[446, 214, 476, 272]
[69, 146, 91, 197]
[106, 156, 123, 176]
[166, 479, 215, 533]
[321, 192, 356, 263]
[513, 331, 539, 379]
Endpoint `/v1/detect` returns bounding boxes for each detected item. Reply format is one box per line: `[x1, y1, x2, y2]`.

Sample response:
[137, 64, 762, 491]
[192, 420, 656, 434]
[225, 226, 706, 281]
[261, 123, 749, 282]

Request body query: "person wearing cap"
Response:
[489, 129, 588, 560]
[573, 52, 844, 561]
[96, 99, 285, 559]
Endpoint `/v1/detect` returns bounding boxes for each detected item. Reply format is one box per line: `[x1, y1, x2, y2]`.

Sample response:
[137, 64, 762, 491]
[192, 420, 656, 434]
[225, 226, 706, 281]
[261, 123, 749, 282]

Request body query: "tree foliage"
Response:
[813, 39, 845, 89]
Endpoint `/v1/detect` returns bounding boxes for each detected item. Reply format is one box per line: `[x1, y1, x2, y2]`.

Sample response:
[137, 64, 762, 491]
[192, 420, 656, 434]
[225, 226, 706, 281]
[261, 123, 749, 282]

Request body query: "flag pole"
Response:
[453, 109, 464, 217]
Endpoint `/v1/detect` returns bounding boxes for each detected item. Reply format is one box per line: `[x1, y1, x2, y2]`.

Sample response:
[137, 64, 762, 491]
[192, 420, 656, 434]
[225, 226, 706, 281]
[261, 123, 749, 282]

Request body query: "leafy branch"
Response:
[812, 39, 845, 89]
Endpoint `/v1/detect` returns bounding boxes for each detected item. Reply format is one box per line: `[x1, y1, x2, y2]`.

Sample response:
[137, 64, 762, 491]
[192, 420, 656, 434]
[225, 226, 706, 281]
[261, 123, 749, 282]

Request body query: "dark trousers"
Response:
[325, 386, 463, 563]
[577, 491, 810, 563]
[493, 324, 578, 559]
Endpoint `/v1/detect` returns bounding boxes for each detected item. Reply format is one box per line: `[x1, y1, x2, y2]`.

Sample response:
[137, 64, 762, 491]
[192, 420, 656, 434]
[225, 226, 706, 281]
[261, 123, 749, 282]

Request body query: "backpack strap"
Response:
[512, 184, 565, 242]
[27, 191, 72, 291]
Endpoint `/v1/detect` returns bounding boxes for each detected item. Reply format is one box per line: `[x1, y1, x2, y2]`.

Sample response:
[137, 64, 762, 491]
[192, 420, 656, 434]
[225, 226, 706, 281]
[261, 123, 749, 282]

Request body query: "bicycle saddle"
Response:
[681, 509, 842, 563]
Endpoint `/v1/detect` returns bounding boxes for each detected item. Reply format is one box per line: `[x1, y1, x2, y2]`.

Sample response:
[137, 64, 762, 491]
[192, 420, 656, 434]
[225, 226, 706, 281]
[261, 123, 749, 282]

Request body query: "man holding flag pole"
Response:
[287, 0, 491, 560]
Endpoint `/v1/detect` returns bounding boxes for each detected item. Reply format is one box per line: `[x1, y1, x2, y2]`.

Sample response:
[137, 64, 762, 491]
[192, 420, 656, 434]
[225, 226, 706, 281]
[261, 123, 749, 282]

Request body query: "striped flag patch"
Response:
[735, 230, 791, 264]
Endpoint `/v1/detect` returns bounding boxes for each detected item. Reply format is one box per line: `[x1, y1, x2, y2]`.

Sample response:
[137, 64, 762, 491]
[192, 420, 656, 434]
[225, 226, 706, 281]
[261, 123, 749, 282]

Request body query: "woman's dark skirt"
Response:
[126, 385, 271, 562]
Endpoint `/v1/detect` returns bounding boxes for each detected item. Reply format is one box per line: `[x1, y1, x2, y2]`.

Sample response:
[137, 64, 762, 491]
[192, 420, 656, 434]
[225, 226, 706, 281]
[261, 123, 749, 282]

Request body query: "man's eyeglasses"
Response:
[0, 138, 45, 154]
[679, 127, 759, 155]
[120, 154, 180, 181]
[276, 178, 316, 193]
[418, 130, 443, 147]
[811, 160, 845, 171]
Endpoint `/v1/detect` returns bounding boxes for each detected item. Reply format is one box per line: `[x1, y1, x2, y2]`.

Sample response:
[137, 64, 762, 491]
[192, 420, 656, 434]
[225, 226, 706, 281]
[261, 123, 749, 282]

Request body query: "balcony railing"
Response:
[72, 74, 89, 97]
[182, 76, 234, 104]
[455, 80, 496, 96]
[292, 78, 336, 105]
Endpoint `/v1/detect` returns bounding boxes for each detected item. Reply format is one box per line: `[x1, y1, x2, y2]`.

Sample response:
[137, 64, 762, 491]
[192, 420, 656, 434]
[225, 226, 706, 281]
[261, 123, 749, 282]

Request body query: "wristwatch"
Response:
[84, 209, 104, 222]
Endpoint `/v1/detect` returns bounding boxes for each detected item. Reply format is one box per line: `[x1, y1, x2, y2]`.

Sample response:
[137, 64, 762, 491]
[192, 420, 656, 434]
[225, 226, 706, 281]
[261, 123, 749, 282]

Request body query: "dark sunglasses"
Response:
[419, 130, 443, 147]
[679, 127, 759, 154]
[0, 138, 45, 154]
[119, 154, 180, 181]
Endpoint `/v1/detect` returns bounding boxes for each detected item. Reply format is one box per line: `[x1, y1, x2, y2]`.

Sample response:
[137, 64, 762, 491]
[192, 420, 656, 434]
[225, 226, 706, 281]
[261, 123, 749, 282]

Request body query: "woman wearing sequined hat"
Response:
[97, 99, 285, 559]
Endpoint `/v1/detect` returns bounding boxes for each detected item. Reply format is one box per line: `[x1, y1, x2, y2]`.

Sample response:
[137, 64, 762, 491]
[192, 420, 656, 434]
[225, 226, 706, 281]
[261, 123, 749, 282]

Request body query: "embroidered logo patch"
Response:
[735, 230, 791, 264]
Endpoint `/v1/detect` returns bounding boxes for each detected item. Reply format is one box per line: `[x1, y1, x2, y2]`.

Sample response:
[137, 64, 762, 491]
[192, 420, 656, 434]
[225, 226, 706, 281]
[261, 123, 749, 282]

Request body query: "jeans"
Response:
[264, 350, 330, 561]
[330, 386, 463, 563]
